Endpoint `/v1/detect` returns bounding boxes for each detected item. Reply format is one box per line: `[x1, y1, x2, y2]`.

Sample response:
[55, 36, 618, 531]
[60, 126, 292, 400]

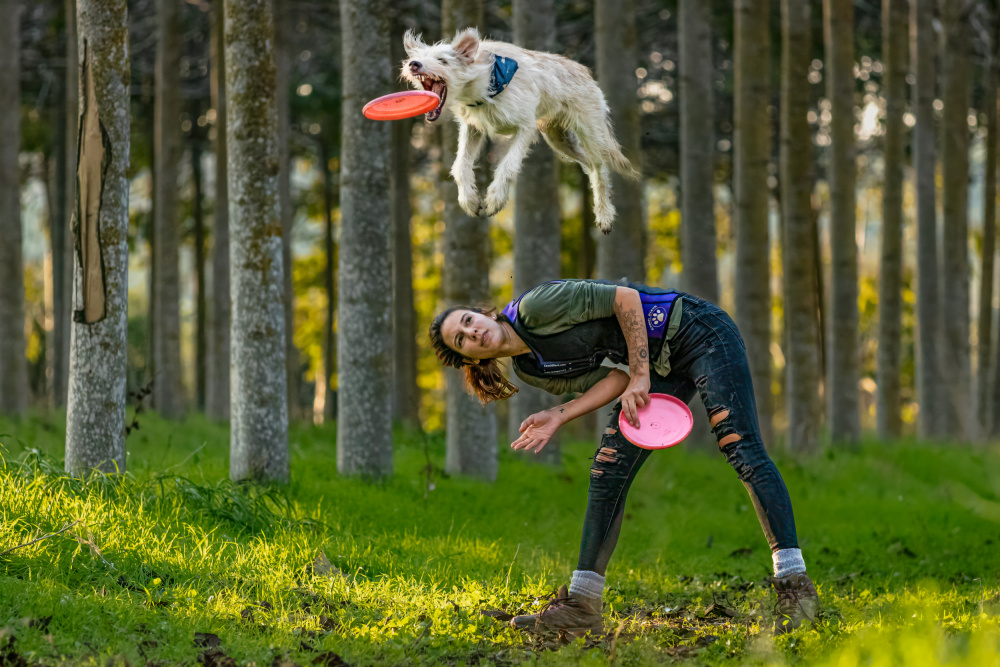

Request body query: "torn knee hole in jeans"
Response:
[718, 433, 741, 447]
[604, 427, 618, 435]
[595, 447, 618, 465]
[708, 408, 741, 447]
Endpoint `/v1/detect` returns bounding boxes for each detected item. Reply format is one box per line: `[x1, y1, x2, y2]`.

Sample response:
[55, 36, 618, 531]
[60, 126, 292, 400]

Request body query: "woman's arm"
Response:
[613, 286, 651, 427]
[511, 369, 630, 453]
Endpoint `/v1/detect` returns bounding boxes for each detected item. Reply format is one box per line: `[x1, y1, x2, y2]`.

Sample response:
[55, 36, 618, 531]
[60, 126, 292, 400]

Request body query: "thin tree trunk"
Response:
[390, 17, 420, 429]
[154, 0, 185, 418]
[226, 0, 289, 482]
[977, 34, 997, 436]
[274, 0, 299, 422]
[321, 139, 338, 423]
[53, 0, 77, 409]
[877, 0, 908, 439]
[442, 0, 497, 480]
[509, 0, 562, 464]
[207, 0, 230, 421]
[781, 0, 820, 452]
[65, 1, 131, 473]
[734, 0, 773, 447]
[823, 0, 859, 444]
[595, 0, 644, 282]
[940, 0, 973, 441]
[911, 0, 942, 439]
[338, 0, 393, 476]
[679, 0, 718, 303]
[0, 0, 28, 415]
[192, 130, 207, 412]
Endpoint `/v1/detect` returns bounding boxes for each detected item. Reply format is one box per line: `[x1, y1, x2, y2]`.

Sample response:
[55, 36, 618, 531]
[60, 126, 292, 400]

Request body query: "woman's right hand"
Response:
[511, 409, 563, 454]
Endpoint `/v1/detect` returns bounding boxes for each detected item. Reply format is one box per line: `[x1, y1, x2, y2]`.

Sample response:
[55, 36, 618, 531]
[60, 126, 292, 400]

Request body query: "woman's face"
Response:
[440, 309, 506, 360]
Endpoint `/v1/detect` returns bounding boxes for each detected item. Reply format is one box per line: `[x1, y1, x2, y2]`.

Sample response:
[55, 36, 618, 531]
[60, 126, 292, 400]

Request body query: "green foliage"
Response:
[1, 416, 999, 665]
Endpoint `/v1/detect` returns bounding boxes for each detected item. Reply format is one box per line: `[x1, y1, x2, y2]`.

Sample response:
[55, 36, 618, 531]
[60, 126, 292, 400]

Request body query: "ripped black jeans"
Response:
[578, 295, 798, 574]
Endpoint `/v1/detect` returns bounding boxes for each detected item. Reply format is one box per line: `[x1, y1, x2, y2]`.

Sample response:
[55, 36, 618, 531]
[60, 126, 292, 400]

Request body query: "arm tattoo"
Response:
[617, 300, 649, 373]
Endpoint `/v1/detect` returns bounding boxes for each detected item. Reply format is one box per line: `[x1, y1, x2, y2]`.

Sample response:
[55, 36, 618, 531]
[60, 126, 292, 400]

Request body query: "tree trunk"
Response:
[441, 0, 497, 481]
[226, 0, 289, 482]
[978, 28, 997, 436]
[207, 0, 230, 421]
[876, 0, 908, 439]
[390, 17, 420, 429]
[338, 0, 393, 476]
[153, 0, 185, 418]
[594, 0, 644, 282]
[274, 0, 299, 422]
[53, 0, 78, 409]
[321, 139, 338, 424]
[823, 0, 859, 444]
[734, 0, 772, 447]
[911, 0, 942, 439]
[939, 0, 973, 441]
[509, 0, 562, 464]
[192, 127, 207, 412]
[679, 0, 718, 303]
[0, 0, 28, 416]
[65, 1, 131, 473]
[780, 0, 821, 452]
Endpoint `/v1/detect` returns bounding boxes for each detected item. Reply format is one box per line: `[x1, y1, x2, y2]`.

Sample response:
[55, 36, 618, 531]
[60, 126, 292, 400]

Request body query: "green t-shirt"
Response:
[510, 280, 684, 395]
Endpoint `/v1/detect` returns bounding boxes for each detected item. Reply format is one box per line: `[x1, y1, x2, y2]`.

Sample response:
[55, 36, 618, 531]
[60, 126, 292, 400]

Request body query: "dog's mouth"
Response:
[415, 74, 447, 122]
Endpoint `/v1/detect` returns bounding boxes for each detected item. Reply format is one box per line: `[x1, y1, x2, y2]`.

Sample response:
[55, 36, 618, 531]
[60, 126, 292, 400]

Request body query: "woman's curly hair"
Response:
[429, 306, 519, 405]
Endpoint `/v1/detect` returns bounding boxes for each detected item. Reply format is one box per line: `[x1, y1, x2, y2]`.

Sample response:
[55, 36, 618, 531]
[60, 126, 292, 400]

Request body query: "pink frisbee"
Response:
[618, 393, 694, 450]
[363, 90, 440, 121]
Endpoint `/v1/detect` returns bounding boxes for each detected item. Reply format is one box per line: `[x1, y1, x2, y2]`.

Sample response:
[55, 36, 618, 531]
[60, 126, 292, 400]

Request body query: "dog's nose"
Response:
[409, 61, 422, 73]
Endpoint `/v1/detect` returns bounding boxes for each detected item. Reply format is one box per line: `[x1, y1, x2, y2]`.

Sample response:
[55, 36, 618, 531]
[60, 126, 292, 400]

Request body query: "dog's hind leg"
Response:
[451, 123, 487, 217]
[538, 120, 587, 164]
[589, 164, 616, 234]
[479, 127, 536, 218]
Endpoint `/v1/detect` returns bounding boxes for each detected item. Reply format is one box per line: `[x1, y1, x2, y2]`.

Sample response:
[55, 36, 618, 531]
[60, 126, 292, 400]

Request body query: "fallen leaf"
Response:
[480, 609, 514, 623]
[193, 632, 221, 648]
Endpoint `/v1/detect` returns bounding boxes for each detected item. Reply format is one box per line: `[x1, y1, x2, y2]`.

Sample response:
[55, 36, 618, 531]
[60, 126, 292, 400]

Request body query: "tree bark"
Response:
[0, 0, 28, 415]
[338, 0, 394, 476]
[65, 1, 131, 473]
[939, 0, 973, 441]
[911, 0, 942, 439]
[153, 0, 185, 418]
[321, 139, 338, 424]
[780, 0, 821, 452]
[978, 27, 997, 436]
[207, 0, 231, 421]
[594, 0, 644, 282]
[509, 0, 562, 464]
[390, 17, 420, 429]
[679, 0, 718, 303]
[734, 0, 773, 447]
[53, 0, 78, 409]
[225, 0, 289, 482]
[876, 0, 908, 439]
[274, 0, 300, 422]
[441, 0, 497, 481]
[823, 0, 859, 444]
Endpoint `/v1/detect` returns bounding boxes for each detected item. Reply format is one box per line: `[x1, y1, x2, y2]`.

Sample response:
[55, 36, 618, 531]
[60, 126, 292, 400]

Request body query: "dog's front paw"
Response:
[478, 186, 509, 218]
[458, 188, 481, 217]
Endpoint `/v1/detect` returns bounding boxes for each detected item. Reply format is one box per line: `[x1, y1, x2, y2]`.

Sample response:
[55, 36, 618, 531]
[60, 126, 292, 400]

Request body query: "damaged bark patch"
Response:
[73, 40, 111, 324]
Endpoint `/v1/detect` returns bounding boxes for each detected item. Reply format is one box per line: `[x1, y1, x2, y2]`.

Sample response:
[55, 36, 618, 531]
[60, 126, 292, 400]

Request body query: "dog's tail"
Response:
[607, 146, 641, 180]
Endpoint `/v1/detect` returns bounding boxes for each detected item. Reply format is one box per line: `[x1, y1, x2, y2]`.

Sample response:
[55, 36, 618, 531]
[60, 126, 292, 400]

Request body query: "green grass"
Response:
[2, 412, 1000, 666]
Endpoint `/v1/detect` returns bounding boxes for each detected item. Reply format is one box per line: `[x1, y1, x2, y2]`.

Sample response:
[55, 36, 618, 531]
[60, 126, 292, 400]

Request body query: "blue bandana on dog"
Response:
[467, 55, 518, 107]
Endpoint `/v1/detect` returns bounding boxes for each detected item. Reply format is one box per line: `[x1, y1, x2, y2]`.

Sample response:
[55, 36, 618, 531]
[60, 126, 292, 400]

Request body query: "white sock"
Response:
[772, 548, 807, 578]
[569, 570, 604, 601]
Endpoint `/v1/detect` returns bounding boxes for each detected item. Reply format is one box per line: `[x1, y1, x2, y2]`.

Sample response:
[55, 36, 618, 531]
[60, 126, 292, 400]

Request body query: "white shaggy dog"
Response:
[400, 28, 638, 234]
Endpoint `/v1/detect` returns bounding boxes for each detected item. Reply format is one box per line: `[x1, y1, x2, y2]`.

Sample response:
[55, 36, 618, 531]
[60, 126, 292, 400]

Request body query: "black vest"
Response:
[504, 281, 679, 382]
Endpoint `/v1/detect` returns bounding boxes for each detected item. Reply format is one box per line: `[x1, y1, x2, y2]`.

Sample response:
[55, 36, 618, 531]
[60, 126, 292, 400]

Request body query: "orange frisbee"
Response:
[363, 90, 441, 121]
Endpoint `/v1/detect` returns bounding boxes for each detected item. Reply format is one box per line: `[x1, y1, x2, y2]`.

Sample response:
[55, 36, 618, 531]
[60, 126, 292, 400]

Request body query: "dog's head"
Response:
[401, 28, 483, 122]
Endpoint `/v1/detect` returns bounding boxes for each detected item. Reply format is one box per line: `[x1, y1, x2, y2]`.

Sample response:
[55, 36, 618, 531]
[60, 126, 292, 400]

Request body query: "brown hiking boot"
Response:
[510, 585, 603, 638]
[771, 573, 820, 634]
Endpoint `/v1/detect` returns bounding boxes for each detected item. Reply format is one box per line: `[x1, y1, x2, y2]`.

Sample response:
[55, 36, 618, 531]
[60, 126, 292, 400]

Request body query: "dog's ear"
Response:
[403, 29, 424, 55]
[451, 27, 480, 63]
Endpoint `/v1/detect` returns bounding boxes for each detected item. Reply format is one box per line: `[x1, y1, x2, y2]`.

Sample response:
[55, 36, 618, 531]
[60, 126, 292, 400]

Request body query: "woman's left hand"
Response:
[511, 409, 563, 454]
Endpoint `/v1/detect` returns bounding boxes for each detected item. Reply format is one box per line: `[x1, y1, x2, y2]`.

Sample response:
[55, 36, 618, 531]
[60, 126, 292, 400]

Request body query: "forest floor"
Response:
[1, 412, 1000, 666]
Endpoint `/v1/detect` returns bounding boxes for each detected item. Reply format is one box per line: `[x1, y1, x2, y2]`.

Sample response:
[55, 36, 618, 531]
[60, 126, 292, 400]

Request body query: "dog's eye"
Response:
[437, 57, 447, 63]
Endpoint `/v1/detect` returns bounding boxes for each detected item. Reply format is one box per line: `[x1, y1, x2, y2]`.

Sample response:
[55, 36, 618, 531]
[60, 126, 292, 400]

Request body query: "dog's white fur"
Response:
[401, 28, 638, 233]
